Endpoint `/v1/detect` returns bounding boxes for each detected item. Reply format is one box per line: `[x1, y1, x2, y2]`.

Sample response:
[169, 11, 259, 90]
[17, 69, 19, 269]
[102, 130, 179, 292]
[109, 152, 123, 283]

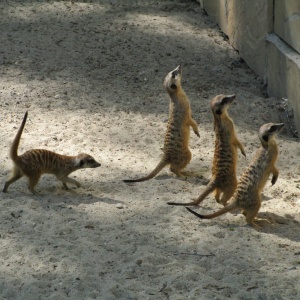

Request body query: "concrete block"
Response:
[201, 0, 273, 79]
[267, 33, 300, 133]
[203, 0, 228, 34]
[274, 0, 300, 54]
[196, 0, 204, 7]
[226, 0, 273, 79]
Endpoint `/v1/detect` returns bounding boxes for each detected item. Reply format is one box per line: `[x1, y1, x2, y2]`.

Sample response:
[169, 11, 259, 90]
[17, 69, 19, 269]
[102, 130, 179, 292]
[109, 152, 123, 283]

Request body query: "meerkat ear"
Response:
[269, 125, 280, 133]
[221, 94, 235, 105]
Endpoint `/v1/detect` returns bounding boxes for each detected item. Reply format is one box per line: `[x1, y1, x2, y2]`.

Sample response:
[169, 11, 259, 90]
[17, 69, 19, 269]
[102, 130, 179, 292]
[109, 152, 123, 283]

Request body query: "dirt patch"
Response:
[0, 1, 299, 299]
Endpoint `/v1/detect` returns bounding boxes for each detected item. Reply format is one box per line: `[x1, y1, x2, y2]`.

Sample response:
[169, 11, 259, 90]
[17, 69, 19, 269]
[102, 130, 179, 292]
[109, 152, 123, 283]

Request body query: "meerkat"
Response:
[123, 64, 200, 183]
[168, 94, 246, 206]
[3, 111, 101, 194]
[186, 123, 284, 229]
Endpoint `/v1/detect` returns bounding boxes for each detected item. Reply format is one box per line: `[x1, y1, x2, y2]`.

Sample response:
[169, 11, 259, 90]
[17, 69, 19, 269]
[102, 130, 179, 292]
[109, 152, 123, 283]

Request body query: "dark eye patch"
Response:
[170, 84, 177, 89]
[220, 98, 227, 105]
[262, 135, 269, 142]
[215, 109, 222, 115]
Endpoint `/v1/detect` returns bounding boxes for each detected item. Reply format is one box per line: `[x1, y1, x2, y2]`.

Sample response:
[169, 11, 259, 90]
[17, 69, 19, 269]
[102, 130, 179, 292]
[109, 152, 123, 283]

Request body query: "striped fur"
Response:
[123, 64, 199, 183]
[186, 123, 283, 229]
[3, 112, 101, 194]
[168, 94, 245, 206]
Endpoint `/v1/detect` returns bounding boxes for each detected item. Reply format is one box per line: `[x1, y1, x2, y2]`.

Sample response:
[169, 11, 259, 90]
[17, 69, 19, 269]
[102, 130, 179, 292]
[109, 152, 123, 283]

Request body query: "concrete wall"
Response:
[274, 0, 300, 54]
[197, 0, 300, 133]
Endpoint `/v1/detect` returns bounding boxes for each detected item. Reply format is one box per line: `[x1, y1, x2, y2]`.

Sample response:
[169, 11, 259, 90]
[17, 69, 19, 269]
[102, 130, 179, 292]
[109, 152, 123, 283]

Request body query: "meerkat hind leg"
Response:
[170, 168, 185, 177]
[219, 189, 235, 207]
[3, 167, 23, 192]
[214, 189, 221, 203]
[180, 170, 196, 177]
[244, 207, 261, 229]
[58, 176, 81, 188]
[28, 174, 41, 194]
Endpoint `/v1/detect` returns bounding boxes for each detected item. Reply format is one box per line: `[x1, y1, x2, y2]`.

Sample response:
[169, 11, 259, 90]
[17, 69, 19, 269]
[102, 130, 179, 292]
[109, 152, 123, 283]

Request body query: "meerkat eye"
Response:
[170, 84, 177, 89]
[79, 160, 85, 167]
[171, 71, 177, 78]
[220, 98, 227, 105]
[215, 109, 222, 115]
[262, 135, 269, 142]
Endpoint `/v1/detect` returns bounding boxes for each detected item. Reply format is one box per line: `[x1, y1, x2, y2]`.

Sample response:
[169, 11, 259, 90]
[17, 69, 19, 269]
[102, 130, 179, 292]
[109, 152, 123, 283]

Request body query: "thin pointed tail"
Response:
[167, 181, 215, 206]
[10, 111, 28, 163]
[123, 159, 168, 183]
[185, 202, 237, 219]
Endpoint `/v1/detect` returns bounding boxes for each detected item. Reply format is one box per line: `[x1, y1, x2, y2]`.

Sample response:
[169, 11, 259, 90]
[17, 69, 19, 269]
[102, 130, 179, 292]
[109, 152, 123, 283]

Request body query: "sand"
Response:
[0, 1, 300, 299]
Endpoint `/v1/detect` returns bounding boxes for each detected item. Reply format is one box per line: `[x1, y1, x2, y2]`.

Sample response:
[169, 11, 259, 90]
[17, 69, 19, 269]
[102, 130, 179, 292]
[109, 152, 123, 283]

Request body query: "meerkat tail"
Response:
[167, 181, 215, 206]
[185, 202, 237, 219]
[10, 111, 28, 163]
[123, 159, 168, 183]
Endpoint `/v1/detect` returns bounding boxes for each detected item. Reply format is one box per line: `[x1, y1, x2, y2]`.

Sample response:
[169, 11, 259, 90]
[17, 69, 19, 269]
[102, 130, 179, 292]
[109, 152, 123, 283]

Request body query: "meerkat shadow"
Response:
[253, 212, 300, 241]
[260, 193, 273, 201]
[38, 190, 124, 206]
[70, 194, 125, 206]
[74, 195, 124, 206]
[155, 174, 176, 181]
[155, 172, 210, 184]
[257, 211, 297, 226]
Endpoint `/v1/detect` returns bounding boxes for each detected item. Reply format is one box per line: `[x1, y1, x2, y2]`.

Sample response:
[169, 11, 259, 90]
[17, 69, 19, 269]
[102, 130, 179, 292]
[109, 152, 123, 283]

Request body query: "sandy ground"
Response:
[1, 1, 300, 299]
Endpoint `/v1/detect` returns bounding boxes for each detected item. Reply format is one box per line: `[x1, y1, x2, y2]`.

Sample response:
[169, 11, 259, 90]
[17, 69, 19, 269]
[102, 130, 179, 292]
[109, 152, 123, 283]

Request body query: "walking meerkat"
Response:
[3, 111, 101, 194]
[168, 94, 246, 206]
[123, 64, 200, 183]
[186, 123, 284, 229]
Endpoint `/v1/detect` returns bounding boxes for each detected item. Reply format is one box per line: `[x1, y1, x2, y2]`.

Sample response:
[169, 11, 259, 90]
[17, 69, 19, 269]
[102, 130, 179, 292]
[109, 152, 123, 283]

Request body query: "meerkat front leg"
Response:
[234, 138, 246, 157]
[58, 176, 81, 189]
[28, 174, 41, 194]
[189, 118, 200, 137]
[271, 166, 279, 185]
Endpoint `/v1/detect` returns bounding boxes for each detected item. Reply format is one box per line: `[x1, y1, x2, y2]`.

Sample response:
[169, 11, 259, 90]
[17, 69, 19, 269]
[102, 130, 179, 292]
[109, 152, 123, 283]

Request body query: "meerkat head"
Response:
[211, 94, 236, 116]
[75, 153, 101, 168]
[163, 64, 182, 93]
[259, 123, 284, 148]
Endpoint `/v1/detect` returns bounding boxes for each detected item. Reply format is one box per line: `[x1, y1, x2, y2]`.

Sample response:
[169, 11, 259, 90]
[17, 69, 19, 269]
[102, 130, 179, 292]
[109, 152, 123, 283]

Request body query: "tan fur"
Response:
[186, 123, 284, 229]
[3, 111, 101, 194]
[168, 94, 245, 206]
[123, 64, 199, 183]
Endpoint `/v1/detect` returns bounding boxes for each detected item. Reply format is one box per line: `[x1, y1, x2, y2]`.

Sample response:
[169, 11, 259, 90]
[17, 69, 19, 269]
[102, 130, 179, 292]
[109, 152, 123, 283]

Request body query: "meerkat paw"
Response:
[194, 130, 200, 138]
[181, 171, 194, 177]
[271, 175, 278, 185]
[255, 217, 271, 224]
[30, 190, 40, 195]
[247, 221, 261, 230]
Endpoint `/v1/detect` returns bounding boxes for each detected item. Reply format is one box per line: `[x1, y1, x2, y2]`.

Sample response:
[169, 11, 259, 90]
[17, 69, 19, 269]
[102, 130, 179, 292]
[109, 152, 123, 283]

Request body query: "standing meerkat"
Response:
[123, 64, 200, 183]
[168, 94, 245, 206]
[3, 111, 101, 194]
[186, 123, 284, 229]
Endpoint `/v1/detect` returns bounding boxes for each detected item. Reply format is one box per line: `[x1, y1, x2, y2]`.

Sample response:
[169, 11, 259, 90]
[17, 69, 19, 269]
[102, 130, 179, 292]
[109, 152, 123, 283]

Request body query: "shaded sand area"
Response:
[0, 1, 299, 299]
